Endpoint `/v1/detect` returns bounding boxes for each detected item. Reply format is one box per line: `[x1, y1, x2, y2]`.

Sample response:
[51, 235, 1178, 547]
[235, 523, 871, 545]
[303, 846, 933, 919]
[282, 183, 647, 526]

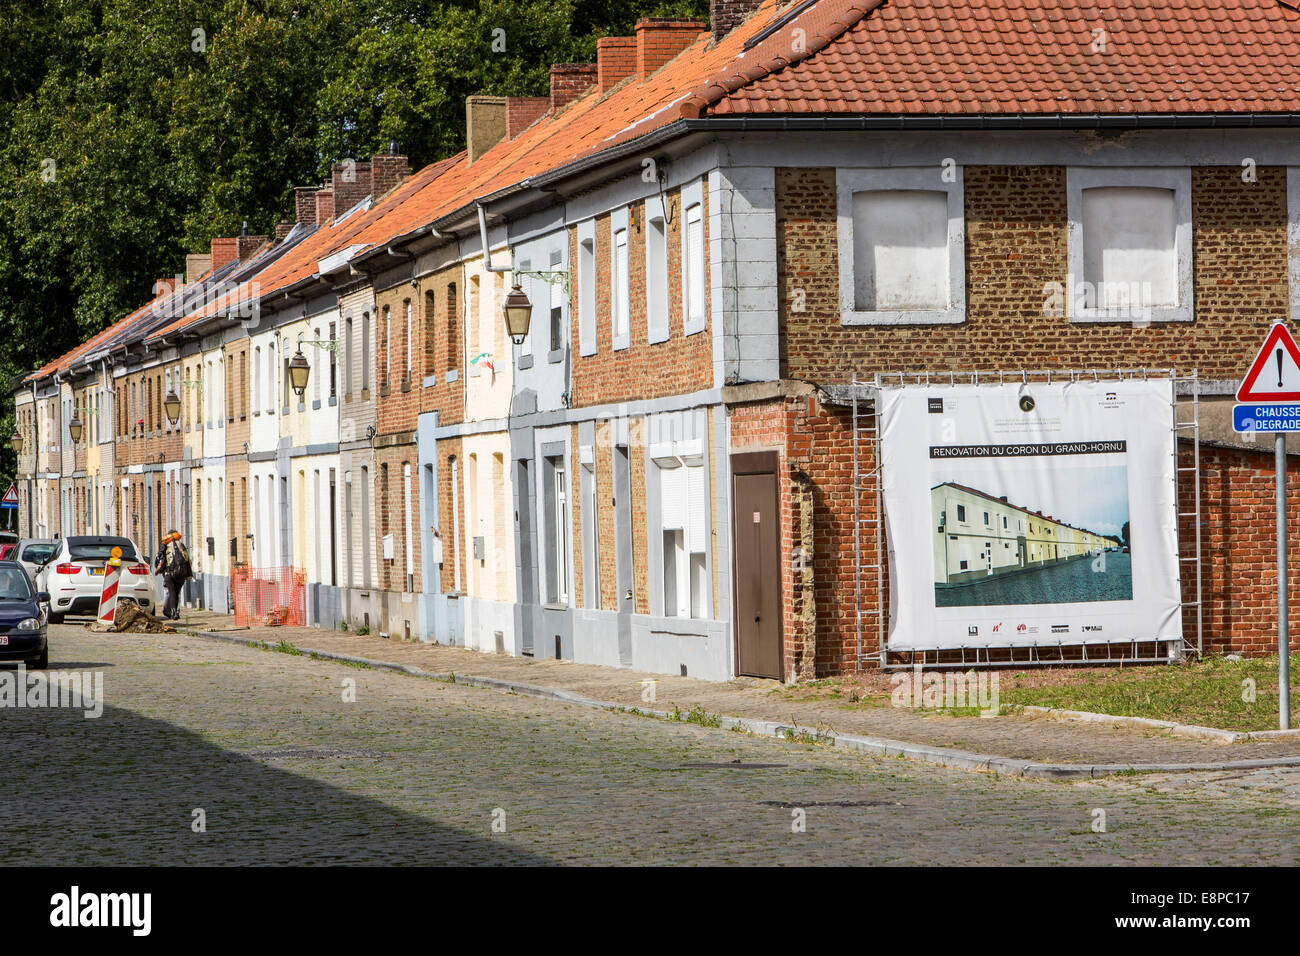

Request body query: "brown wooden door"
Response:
[732, 453, 781, 679]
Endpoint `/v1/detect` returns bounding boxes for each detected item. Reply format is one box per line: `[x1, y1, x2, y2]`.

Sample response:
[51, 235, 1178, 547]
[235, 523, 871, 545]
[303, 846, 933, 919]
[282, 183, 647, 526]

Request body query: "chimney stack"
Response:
[275, 221, 294, 241]
[294, 186, 320, 227]
[549, 63, 597, 111]
[711, 0, 764, 42]
[315, 187, 335, 225]
[237, 233, 269, 260]
[597, 36, 636, 92]
[505, 97, 550, 139]
[332, 159, 373, 216]
[636, 19, 705, 78]
[185, 253, 212, 284]
[370, 147, 410, 201]
[466, 95, 508, 165]
[210, 237, 238, 271]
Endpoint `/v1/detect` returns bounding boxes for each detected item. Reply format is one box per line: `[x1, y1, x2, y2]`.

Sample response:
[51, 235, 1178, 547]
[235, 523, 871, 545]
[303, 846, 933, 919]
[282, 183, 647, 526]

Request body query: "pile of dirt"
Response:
[86, 601, 177, 634]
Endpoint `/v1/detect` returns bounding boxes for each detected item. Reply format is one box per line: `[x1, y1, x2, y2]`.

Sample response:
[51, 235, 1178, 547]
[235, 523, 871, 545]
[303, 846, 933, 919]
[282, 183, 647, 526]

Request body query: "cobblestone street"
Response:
[937, 552, 1134, 608]
[1, 625, 1298, 865]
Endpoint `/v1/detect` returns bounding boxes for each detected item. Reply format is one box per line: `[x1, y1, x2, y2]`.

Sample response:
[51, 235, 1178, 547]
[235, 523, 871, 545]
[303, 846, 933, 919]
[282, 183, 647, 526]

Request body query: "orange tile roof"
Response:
[32, 0, 1300, 381]
[698, 0, 1300, 116]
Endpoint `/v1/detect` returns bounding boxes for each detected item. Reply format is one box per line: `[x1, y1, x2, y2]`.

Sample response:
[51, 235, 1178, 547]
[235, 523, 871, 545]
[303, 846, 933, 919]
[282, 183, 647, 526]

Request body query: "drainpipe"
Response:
[477, 202, 512, 273]
[53, 372, 63, 538]
[28, 377, 38, 537]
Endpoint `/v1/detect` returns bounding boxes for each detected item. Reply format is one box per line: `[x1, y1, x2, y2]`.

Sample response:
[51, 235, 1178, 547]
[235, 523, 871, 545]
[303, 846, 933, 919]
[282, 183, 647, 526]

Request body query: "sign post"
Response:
[1234, 322, 1300, 729]
[0, 483, 17, 534]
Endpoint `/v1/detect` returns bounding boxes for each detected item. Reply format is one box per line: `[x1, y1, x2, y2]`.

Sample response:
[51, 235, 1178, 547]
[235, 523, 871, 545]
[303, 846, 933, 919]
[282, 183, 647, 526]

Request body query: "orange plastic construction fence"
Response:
[232, 566, 306, 627]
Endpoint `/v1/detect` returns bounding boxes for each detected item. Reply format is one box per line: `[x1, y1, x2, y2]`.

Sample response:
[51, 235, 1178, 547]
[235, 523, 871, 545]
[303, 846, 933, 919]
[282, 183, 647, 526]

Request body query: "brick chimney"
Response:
[636, 18, 705, 78]
[294, 186, 319, 227]
[185, 253, 212, 284]
[549, 64, 597, 111]
[466, 95, 507, 165]
[506, 97, 550, 139]
[370, 146, 410, 201]
[597, 36, 636, 92]
[210, 237, 238, 271]
[711, 0, 764, 41]
[315, 187, 335, 225]
[332, 159, 373, 216]
[237, 233, 269, 260]
[274, 221, 294, 241]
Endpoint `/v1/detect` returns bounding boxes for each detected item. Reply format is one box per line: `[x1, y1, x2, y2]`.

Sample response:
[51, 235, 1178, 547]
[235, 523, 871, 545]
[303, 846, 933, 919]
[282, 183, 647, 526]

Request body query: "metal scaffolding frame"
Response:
[851, 368, 1202, 670]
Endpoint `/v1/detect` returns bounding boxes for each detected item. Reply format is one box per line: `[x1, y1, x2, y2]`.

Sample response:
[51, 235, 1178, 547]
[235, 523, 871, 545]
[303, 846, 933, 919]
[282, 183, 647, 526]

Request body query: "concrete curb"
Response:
[177, 625, 1300, 779]
[1018, 705, 1300, 744]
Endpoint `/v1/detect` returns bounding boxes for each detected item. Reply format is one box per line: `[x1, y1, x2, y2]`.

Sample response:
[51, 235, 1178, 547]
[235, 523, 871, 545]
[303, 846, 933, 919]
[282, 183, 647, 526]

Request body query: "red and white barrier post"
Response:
[97, 546, 123, 626]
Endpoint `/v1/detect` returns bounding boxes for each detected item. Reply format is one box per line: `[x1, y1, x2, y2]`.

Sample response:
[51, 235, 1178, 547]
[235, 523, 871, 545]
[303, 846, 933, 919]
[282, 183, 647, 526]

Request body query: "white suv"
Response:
[36, 536, 158, 624]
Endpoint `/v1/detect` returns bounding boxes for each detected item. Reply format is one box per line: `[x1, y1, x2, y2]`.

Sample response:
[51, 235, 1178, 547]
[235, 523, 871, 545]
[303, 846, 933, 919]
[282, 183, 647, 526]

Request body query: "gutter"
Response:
[477, 202, 512, 273]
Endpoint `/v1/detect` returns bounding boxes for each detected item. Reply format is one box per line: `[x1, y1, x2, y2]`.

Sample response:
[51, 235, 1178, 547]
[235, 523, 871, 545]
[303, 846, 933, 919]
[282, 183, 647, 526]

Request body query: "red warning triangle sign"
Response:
[1237, 323, 1300, 402]
[0, 484, 16, 506]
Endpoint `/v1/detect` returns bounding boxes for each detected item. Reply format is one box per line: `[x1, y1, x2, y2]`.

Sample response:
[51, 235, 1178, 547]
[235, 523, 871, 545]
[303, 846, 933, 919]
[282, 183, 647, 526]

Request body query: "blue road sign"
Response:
[1234, 403, 1300, 433]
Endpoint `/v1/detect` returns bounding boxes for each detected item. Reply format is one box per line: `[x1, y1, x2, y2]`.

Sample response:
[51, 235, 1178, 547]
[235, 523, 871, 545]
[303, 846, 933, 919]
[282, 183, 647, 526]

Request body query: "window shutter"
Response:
[661, 465, 685, 530]
[686, 463, 707, 552]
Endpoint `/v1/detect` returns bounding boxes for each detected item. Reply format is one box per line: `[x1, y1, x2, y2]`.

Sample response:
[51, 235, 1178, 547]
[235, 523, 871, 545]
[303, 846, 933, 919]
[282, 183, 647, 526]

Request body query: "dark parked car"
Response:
[0, 560, 49, 669]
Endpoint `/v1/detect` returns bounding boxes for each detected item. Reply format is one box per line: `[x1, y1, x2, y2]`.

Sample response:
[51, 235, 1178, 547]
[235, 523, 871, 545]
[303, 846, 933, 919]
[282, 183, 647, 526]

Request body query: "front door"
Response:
[732, 452, 781, 679]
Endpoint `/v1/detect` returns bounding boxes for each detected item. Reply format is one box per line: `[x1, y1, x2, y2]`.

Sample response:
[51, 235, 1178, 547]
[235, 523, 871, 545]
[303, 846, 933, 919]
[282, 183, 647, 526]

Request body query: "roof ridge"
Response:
[679, 0, 886, 118]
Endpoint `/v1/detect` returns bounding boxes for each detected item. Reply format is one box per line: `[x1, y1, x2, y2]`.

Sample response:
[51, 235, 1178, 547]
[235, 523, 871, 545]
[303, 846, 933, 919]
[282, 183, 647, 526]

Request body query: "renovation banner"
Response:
[878, 380, 1181, 650]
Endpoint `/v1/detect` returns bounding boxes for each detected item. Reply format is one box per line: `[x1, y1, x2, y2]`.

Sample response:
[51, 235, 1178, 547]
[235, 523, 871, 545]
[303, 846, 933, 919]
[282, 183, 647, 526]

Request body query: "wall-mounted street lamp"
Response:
[164, 390, 181, 426]
[503, 285, 533, 346]
[288, 348, 311, 398]
[10, 431, 22, 454]
[68, 414, 83, 444]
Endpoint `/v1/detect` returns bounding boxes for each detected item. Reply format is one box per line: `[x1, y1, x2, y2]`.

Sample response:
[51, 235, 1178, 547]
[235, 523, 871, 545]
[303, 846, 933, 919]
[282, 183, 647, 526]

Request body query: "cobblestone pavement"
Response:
[176, 610, 1300, 766]
[936, 552, 1133, 608]
[2, 625, 1300, 865]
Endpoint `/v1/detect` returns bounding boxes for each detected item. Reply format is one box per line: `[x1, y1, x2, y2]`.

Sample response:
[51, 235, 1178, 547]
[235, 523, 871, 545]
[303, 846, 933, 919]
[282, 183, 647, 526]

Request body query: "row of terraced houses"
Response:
[15, 0, 1300, 679]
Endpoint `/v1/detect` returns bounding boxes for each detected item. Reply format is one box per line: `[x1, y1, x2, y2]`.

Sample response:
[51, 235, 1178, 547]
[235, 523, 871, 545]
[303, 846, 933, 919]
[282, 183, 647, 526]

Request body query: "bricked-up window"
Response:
[404, 299, 412, 383]
[423, 291, 436, 378]
[328, 322, 337, 400]
[612, 217, 630, 350]
[852, 190, 947, 310]
[837, 168, 965, 326]
[646, 198, 669, 343]
[446, 283, 458, 378]
[1067, 168, 1192, 323]
[577, 223, 596, 356]
[382, 305, 391, 386]
[361, 311, 371, 392]
[468, 277, 480, 371]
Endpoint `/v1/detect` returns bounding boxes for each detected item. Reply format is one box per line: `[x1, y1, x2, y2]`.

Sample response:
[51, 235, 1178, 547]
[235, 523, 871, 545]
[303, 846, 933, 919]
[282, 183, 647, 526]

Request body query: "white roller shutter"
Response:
[686, 463, 707, 552]
[660, 464, 685, 530]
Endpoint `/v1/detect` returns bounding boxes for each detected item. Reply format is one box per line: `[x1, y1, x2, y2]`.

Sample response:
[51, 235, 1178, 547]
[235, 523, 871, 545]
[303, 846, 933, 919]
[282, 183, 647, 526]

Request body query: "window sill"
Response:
[312, 399, 321, 410]
[517, 354, 534, 370]
[380, 384, 391, 397]
[543, 602, 570, 612]
[328, 396, 337, 407]
[1068, 306, 1192, 324]
[400, 380, 411, 393]
[841, 308, 965, 326]
[445, 369, 458, 383]
[547, 349, 564, 365]
[361, 389, 371, 401]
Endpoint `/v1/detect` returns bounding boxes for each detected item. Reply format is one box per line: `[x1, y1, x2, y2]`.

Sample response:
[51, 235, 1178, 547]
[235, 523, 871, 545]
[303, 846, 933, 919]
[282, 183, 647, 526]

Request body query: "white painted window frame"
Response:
[1066, 166, 1193, 324]
[646, 195, 670, 343]
[576, 219, 597, 356]
[611, 207, 630, 351]
[681, 178, 706, 336]
[836, 166, 966, 326]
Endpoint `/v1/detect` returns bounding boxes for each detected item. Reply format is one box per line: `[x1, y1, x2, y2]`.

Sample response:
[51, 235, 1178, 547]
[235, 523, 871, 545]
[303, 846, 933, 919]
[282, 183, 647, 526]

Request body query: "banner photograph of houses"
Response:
[931, 464, 1129, 608]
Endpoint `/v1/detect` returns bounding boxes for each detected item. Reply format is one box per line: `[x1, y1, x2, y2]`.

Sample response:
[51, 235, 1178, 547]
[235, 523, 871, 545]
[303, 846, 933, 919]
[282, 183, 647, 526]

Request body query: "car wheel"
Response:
[47, 612, 63, 625]
[30, 646, 48, 669]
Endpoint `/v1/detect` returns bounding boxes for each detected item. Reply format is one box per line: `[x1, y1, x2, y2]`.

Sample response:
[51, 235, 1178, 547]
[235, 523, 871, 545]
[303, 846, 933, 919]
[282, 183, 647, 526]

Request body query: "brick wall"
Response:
[437, 440, 463, 596]
[376, 281, 420, 435]
[635, 19, 705, 79]
[776, 165, 1289, 383]
[549, 64, 597, 112]
[569, 185, 713, 407]
[419, 264, 466, 427]
[597, 37, 636, 92]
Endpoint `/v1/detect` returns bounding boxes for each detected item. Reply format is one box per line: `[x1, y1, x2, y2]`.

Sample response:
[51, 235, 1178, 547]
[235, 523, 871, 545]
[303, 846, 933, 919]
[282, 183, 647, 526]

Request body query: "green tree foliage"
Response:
[0, 0, 708, 490]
